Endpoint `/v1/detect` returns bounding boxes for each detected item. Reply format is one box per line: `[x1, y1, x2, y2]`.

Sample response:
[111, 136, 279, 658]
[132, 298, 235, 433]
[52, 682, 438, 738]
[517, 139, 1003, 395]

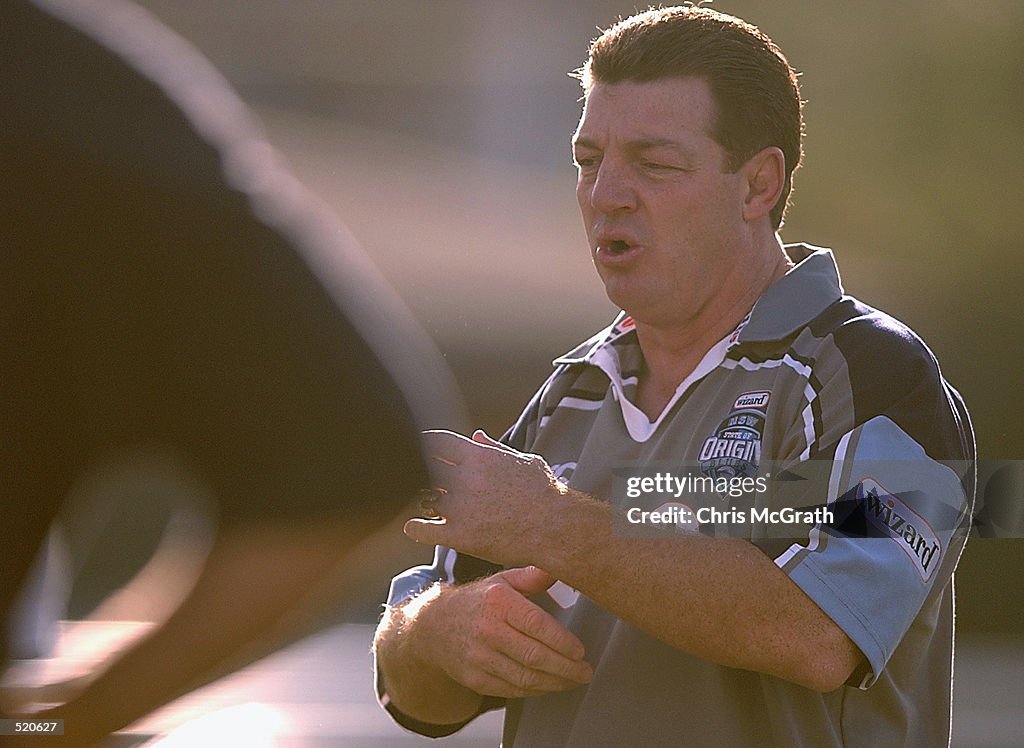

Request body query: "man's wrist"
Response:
[533, 488, 612, 580]
[376, 583, 485, 726]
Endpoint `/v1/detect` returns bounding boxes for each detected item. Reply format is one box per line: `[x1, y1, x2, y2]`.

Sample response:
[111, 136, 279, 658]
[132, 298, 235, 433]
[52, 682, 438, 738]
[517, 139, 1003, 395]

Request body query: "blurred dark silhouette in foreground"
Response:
[1, 0, 462, 741]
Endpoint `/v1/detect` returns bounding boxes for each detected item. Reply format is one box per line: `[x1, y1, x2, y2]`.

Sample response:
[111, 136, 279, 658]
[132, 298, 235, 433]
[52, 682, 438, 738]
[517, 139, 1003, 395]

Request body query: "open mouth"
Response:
[595, 236, 641, 263]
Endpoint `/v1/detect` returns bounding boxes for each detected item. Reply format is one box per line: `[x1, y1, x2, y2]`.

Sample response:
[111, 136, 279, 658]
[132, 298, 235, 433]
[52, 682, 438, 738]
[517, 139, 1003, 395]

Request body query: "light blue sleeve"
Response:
[772, 416, 972, 687]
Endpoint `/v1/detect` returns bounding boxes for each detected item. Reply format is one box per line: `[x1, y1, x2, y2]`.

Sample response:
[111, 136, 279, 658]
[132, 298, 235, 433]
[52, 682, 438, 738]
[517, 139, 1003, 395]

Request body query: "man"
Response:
[2, 0, 459, 741]
[374, 6, 974, 746]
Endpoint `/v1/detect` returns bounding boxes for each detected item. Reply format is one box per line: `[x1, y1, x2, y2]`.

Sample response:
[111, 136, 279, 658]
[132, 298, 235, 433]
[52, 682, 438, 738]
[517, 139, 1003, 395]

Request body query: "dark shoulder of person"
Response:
[1, 0, 460, 540]
[812, 296, 972, 464]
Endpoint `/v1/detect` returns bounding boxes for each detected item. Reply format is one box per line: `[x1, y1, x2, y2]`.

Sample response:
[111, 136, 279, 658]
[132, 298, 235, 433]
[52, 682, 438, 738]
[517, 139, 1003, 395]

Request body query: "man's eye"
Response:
[641, 161, 675, 171]
[575, 157, 598, 168]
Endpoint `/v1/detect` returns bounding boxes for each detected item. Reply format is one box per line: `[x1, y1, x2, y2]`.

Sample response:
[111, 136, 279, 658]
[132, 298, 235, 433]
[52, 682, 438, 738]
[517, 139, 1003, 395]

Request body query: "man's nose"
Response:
[588, 158, 636, 214]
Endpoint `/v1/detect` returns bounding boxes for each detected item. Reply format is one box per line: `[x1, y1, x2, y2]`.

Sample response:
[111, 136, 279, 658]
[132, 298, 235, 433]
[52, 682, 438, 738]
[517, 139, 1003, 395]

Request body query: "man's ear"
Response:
[740, 146, 785, 223]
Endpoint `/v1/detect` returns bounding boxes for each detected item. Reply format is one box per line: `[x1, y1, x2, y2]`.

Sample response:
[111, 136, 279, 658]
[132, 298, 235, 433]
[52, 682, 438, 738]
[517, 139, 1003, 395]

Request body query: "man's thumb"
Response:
[499, 565, 558, 596]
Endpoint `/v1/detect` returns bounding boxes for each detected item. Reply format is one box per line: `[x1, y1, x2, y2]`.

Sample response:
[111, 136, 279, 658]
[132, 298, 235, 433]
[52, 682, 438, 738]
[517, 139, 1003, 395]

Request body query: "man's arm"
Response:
[527, 500, 860, 692]
[404, 431, 862, 694]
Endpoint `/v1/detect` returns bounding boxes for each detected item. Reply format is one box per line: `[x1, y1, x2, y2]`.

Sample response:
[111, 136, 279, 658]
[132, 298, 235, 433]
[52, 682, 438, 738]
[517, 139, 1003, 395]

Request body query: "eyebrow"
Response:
[571, 136, 694, 156]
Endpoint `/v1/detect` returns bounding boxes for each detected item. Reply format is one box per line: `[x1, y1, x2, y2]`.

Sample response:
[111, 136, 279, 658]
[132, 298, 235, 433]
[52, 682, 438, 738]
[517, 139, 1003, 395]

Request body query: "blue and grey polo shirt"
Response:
[380, 244, 975, 747]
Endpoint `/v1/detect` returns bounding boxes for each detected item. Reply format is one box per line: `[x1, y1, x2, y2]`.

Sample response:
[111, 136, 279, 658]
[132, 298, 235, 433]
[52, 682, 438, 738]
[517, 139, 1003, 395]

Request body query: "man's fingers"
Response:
[403, 517, 448, 546]
[471, 429, 519, 454]
[499, 565, 558, 596]
[494, 626, 593, 685]
[422, 428, 524, 465]
[421, 578, 591, 700]
[421, 429, 475, 465]
[475, 648, 590, 696]
[502, 596, 587, 664]
[471, 429, 501, 446]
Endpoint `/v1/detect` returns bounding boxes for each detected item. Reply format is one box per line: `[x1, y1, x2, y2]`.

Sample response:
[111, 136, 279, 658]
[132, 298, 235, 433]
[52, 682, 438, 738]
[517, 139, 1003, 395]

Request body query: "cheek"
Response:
[575, 180, 590, 210]
[661, 187, 732, 237]
[576, 188, 596, 230]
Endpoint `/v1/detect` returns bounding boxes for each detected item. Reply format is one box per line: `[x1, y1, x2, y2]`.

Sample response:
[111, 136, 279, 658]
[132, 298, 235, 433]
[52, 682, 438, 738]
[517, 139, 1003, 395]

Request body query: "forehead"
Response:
[573, 77, 717, 148]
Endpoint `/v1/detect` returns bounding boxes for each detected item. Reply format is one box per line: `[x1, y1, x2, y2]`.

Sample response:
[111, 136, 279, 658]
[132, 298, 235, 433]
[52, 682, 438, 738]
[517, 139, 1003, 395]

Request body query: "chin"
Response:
[602, 281, 649, 314]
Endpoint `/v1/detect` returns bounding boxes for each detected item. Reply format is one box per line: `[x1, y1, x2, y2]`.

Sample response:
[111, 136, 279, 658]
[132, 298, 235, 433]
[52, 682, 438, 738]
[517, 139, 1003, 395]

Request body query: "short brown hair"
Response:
[575, 5, 803, 229]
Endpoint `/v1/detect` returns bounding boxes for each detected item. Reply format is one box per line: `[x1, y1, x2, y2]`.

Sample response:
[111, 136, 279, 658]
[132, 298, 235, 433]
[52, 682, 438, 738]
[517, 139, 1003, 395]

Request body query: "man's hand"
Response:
[418, 566, 593, 699]
[405, 430, 571, 567]
[376, 565, 593, 724]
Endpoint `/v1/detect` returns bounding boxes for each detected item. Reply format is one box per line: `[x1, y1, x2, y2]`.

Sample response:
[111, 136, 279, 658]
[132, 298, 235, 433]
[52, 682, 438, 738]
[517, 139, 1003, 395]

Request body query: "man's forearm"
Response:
[374, 585, 485, 726]
[534, 491, 860, 692]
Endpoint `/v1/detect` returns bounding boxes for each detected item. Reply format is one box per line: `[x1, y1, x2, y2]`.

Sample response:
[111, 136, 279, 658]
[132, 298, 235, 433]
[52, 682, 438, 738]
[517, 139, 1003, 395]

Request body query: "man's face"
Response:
[572, 77, 756, 329]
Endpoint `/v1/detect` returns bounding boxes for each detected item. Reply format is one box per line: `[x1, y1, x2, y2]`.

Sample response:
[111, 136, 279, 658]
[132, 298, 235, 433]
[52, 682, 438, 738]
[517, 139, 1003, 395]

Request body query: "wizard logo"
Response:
[858, 477, 942, 582]
[699, 391, 769, 480]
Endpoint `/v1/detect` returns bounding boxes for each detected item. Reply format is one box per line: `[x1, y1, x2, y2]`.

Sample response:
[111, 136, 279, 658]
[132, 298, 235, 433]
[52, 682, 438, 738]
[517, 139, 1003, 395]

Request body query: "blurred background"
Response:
[119, 0, 1023, 631]
[27, 1, 1023, 744]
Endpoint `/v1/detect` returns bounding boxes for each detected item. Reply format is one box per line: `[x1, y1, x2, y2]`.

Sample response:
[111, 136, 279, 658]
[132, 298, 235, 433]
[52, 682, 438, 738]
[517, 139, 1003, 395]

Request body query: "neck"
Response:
[633, 237, 791, 419]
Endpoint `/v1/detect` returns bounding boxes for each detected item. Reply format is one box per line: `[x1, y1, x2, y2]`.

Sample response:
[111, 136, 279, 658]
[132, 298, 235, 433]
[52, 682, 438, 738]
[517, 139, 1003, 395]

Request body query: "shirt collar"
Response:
[738, 243, 844, 342]
[553, 311, 636, 366]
